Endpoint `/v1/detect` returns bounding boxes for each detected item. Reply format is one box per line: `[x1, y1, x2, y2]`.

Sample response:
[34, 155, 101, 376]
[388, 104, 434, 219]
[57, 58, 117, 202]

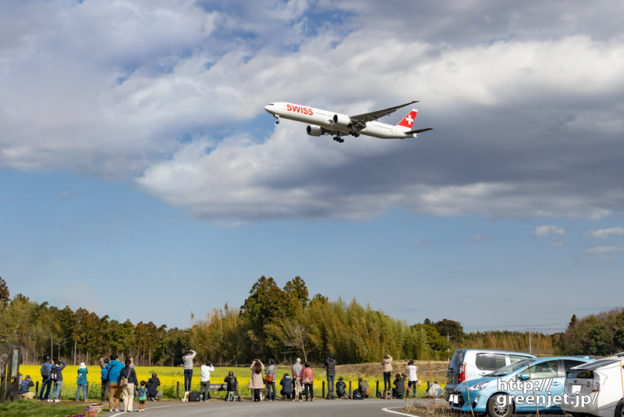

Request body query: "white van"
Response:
[445, 349, 535, 399]
[563, 354, 624, 417]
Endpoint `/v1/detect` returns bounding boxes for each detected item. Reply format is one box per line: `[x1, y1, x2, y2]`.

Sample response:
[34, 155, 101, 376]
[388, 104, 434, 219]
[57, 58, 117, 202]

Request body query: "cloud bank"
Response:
[2, 0, 624, 221]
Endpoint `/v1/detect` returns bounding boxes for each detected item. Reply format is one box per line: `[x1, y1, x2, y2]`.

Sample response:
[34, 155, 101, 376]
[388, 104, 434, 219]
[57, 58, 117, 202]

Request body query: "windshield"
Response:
[491, 359, 535, 376]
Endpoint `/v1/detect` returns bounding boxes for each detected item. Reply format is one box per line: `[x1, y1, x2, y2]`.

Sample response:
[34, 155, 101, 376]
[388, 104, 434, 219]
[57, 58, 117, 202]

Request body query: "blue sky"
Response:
[1, 0, 624, 332]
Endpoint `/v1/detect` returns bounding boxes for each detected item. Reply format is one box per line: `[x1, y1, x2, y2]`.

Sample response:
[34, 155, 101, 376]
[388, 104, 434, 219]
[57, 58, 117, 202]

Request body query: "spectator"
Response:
[182, 349, 197, 393]
[336, 376, 347, 398]
[100, 358, 110, 401]
[324, 354, 337, 398]
[200, 360, 215, 401]
[19, 375, 35, 399]
[147, 373, 162, 401]
[291, 357, 303, 401]
[224, 371, 238, 401]
[50, 359, 66, 403]
[38, 356, 53, 401]
[354, 377, 370, 399]
[136, 381, 148, 413]
[250, 359, 265, 402]
[279, 372, 293, 400]
[75, 362, 88, 402]
[382, 354, 393, 394]
[120, 358, 138, 413]
[406, 360, 418, 398]
[427, 381, 443, 398]
[301, 362, 314, 402]
[265, 358, 277, 401]
[393, 373, 405, 399]
[106, 354, 125, 412]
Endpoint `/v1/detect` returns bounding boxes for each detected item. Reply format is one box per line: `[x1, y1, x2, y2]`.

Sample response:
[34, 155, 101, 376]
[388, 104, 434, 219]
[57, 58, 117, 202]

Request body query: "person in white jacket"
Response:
[200, 360, 215, 401]
[406, 360, 418, 398]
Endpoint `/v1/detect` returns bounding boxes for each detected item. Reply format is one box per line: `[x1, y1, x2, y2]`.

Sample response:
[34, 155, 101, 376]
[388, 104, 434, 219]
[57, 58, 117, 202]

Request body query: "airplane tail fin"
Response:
[397, 109, 418, 129]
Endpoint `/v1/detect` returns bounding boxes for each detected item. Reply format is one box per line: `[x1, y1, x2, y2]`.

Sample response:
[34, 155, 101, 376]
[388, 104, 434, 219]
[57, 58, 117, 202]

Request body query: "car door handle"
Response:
[552, 382, 560, 386]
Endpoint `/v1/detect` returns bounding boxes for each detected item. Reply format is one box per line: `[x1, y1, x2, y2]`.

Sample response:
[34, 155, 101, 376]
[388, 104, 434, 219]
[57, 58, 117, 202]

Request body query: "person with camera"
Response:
[182, 349, 197, 393]
[200, 359, 215, 401]
[265, 358, 277, 401]
[250, 359, 265, 402]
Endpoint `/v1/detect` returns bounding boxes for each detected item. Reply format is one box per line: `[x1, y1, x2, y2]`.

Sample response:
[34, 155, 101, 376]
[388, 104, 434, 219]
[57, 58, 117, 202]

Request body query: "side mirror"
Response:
[518, 373, 530, 381]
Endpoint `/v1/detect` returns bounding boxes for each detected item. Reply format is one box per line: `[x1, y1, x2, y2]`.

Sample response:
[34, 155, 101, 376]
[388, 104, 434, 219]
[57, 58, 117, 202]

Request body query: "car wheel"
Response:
[487, 394, 513, 417]
[615, 399, 624, 417]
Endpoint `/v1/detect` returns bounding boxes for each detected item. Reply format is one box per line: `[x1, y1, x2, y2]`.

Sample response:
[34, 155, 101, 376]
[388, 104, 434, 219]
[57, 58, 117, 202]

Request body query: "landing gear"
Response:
[274, 115, 280, 125]
[333, 136, 344, 143]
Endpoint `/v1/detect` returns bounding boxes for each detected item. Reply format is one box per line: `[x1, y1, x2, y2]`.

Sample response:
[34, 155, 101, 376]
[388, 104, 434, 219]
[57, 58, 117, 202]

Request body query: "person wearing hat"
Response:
[279, 372, 293, 400]
[76, 362, 89, 401]
[19, 374, 35, 399]
[336, 376, 347, 398]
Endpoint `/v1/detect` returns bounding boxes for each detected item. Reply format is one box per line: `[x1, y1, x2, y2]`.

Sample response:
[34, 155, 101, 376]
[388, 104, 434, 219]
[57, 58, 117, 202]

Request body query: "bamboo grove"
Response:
[6, 276, 621, 365]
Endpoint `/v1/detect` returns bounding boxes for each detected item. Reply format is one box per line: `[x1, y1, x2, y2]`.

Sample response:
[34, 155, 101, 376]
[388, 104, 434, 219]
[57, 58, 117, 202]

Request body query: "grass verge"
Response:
[0, 400, 88, 417]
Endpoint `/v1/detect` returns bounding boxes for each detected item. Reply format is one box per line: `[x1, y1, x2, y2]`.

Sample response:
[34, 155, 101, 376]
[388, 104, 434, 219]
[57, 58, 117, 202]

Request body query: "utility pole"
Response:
[528, 330, 532, 354]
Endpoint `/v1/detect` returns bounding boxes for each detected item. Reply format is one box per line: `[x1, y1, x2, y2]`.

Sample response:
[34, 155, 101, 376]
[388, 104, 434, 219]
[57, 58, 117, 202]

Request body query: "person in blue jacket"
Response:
[106, 354, 125, 412]
[50, 360, 66, 402]
[76, 362, 89, 401]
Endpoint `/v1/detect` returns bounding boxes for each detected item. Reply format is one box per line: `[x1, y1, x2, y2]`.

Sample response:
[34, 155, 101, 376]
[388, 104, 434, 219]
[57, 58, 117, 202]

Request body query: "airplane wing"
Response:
[349, 100, 419, 129]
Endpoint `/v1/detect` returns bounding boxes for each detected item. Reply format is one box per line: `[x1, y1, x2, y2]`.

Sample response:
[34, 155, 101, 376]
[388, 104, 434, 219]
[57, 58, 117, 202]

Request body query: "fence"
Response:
[0, 347, 21, 402]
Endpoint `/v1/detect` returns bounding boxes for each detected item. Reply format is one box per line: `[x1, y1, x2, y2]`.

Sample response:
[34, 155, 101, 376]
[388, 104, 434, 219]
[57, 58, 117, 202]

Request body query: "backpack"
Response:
[101, 368, 109, 381]
[138, 389, 147, 402]
[189, 391, 202, 402]
[50, 370, 58, 382]
[41, 363, 51, 378]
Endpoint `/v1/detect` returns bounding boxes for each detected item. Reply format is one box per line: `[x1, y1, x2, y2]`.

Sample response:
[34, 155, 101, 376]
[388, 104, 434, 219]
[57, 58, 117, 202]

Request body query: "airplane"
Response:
[264, 100, 433, 143]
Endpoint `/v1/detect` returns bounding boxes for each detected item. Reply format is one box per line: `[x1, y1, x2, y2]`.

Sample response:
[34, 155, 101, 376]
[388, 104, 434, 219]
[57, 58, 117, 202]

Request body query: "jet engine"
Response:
[306, 125, 323, 136]
[332, 113, 352, 128]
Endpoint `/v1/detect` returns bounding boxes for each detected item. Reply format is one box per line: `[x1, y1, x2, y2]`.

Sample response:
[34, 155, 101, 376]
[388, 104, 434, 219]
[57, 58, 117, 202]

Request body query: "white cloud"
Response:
[533, 225, 566, 237]
[2, 1, 624, 221]
[587, 227, 624, 239]
[469, 233, 490, 244]
[586, 246, 624, 261]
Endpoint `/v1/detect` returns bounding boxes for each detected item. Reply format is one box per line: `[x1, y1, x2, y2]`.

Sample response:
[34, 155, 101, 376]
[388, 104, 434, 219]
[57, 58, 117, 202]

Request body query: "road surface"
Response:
[109, 399, 413, 417]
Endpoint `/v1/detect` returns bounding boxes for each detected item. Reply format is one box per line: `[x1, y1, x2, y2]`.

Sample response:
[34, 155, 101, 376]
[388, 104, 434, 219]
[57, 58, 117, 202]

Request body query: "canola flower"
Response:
[20, 364, 436, 400]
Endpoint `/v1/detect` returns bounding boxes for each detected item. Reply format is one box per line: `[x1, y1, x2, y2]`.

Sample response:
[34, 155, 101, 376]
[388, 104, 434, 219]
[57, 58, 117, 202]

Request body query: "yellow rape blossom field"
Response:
[21, 364, 437, 400]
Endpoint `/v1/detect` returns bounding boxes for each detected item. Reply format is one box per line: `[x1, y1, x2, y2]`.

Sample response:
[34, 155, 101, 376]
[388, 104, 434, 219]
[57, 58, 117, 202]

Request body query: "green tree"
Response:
[433, 318, 464, 342]
[0, 276, 9, 304]
[240, 276, 286, 356]
[283, 276, 309, 315]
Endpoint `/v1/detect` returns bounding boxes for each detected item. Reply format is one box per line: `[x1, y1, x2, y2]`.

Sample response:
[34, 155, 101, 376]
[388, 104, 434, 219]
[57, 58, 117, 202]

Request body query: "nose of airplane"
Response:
[264, 103, 275, 113]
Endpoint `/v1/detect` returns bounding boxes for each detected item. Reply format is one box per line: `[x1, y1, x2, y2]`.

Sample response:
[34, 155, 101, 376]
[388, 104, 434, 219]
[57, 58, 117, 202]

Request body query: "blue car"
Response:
[448, 356, 593, 417]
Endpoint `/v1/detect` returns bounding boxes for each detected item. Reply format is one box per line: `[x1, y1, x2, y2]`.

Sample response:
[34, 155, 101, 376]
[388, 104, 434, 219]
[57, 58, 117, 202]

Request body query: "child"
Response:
[137, 381, 148, 412]
[76, 363, 89, 401]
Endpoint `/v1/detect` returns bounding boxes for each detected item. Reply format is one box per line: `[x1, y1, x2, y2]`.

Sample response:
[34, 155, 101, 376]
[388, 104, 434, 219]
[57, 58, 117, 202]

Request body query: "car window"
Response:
[509, 355, 533, 364]
[475, 353, 507, 370]
[564, 360, 587, 372]
[527, 360, 558, 379]
[450, 350, 466, 368]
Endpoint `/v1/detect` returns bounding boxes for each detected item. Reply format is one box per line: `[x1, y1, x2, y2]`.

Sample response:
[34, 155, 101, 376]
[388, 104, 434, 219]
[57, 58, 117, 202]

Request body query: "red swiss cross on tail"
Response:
[397, 109, 418, 128]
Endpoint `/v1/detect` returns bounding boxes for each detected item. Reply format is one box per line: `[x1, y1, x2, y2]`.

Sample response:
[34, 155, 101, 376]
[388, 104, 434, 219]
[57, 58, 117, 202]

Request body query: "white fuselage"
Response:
[264, 102, 417, 139]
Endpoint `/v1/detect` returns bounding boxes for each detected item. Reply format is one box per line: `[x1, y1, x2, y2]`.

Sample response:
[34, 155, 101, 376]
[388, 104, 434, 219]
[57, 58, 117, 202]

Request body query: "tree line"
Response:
[0, 276, 191, 366]
[2, 275, 622, 365]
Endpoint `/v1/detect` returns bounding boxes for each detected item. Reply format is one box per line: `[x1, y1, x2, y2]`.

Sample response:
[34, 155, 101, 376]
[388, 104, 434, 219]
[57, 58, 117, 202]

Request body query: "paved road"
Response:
[109, 399, 411, 417]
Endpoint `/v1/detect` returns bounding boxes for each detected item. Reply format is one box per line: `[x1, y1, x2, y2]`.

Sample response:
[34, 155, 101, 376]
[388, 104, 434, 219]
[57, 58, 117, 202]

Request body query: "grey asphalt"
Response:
[109, 399, 413, 417]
